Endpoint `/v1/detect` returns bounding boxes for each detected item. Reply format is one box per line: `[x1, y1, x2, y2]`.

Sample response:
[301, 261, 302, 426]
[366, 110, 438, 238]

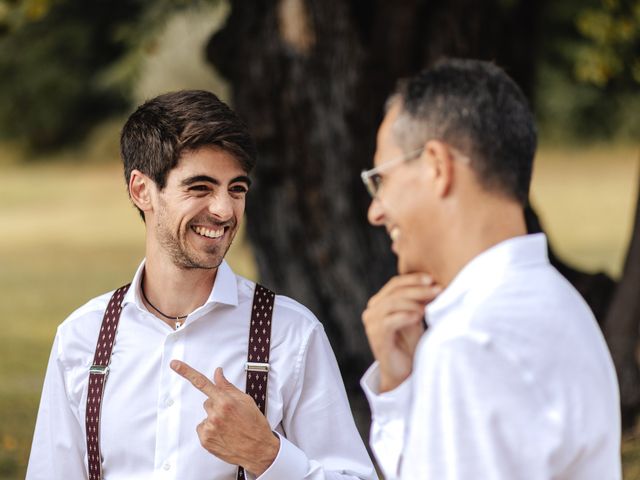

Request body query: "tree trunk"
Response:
[205, 0, 545, 435]
[207, 0, 392, 433]
[603, 171, 640, 428]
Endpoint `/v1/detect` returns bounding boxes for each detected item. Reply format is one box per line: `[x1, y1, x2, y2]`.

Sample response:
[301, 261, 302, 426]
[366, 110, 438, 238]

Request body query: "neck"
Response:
[141, 254, 218, 327]
[432, 196, 527, 288]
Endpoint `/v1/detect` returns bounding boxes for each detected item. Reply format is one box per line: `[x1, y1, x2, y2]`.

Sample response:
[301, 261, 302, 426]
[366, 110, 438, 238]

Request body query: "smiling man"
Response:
[27, 90, 375, 480]
[359, 59, 621, 479]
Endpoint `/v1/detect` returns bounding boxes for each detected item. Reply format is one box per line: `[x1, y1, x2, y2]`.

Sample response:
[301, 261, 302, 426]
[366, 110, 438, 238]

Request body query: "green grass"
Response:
[0, 160, 256, 479]
[0, 144, 638, 479]
[531, 144, 639, 278]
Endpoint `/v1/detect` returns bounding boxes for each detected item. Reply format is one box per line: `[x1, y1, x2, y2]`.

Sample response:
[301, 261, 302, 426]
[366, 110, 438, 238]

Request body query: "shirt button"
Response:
[165, 398, 174, 407]
[163, 463, 171, 471]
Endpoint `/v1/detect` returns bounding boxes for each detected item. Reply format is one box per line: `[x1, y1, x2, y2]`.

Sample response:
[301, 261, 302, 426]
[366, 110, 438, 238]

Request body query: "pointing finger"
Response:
[171, 360, 217, 398]
[213, 367, 236, 391]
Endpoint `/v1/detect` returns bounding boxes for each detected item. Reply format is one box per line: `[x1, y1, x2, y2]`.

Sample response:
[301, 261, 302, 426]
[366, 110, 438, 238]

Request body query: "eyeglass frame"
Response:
[360, 147, 424, 198]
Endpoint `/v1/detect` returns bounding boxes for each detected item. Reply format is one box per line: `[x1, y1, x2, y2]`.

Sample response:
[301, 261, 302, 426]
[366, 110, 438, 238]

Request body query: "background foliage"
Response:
[535, 0, 640, 141]
[0, 0, 638, 149]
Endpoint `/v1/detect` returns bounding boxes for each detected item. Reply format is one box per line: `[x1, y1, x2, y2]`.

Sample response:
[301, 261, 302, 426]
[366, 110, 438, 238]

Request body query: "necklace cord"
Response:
[140, 276, 188, 321]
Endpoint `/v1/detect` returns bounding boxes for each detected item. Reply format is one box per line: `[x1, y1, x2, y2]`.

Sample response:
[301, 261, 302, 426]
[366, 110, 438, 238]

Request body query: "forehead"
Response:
[169, 146, 248, 181]
[374, 102, 404, 167]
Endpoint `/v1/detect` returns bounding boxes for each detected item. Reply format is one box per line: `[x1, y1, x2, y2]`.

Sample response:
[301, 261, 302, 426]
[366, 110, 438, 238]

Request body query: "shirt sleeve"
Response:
[360, 363, 413, 480]
[257, 324, 377, 480]
[26, 332, 87, 480]
[402, 335, 557, 480]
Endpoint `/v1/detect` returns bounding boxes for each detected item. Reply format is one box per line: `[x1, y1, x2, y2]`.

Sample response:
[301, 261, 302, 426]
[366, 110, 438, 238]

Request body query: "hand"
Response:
[170, 361, 280, 476]
[362, 273, 441, 392]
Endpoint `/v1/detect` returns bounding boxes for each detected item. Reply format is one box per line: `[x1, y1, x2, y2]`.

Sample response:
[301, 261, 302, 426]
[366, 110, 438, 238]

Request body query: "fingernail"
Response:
[170, 360, 180, 371]
[422, 274, 432, 284]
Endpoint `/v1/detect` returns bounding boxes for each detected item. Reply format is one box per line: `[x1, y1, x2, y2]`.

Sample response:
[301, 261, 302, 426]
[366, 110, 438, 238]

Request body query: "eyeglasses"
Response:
[360, 147, 424, 198]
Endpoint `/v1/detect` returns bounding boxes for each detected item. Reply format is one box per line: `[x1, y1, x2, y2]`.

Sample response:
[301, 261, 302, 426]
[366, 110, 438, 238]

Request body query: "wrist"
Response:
[247, 431, 280, 477]
[379, 367, 411, 393]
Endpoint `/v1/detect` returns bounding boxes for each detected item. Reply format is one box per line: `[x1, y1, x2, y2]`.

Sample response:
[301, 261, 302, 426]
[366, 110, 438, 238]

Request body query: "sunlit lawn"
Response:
[0, 143, 638, 479]
[0, 157, 256, 479]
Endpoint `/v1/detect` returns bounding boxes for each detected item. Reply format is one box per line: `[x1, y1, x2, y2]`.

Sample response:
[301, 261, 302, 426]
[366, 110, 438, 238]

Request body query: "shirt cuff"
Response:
[256, 431, 309, 480]
[360, 362, 412, 424]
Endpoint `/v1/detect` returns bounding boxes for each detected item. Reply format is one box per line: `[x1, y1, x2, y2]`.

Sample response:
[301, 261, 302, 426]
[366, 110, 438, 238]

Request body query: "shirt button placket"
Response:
[155, 331, 184, 479]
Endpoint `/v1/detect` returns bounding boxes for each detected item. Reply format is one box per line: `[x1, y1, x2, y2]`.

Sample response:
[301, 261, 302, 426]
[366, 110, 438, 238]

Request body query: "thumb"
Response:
[213, 367, 235, 390]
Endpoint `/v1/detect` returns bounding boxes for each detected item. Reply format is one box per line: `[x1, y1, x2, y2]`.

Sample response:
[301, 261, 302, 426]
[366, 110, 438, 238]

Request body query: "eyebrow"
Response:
[180, 174, 252, 188]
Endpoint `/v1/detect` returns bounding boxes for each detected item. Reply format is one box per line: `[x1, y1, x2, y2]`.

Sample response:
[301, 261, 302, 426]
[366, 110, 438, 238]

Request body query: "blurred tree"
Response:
[575, 0, 640, 88]
[0, 0, 137, 149]
[537, 0, 640, 141]
[0, 0, 215, 150]
[205, 0, 544, 431]
[605, 173, 640, 428]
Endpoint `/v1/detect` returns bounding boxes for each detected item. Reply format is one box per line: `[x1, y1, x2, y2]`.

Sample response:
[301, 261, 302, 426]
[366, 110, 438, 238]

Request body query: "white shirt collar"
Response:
[208, 260, 239, 306]
[122, 259, 239, 311]
[425, 233, 549, 329]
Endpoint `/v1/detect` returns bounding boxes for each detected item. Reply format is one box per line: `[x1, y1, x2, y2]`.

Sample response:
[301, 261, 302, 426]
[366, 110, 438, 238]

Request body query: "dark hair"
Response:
[389, 58, 537, 205]
[121, 90, 257, 218]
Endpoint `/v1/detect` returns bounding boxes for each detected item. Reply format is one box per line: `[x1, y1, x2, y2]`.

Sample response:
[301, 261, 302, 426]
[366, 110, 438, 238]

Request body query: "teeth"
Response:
[389, 227, 400, 242]
[193, 226, 224, 239]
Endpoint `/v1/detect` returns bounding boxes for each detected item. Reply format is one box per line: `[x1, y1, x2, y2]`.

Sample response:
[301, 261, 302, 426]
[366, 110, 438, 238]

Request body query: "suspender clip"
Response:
[245, 362, 269, 372]
[89, 365, 109, 375]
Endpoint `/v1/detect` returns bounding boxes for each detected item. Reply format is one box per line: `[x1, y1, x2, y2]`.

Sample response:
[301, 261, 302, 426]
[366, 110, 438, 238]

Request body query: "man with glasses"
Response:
[359, 59, 621, 479]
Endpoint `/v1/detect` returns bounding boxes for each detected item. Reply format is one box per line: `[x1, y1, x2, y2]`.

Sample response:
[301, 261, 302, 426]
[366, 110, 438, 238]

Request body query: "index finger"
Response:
[170, 360, 217, 398]
[383, 273, 434, 292]
[370, 274, 437, 305]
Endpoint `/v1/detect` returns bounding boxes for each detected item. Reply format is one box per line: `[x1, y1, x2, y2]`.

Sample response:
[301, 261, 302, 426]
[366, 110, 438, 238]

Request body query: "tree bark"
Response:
[207, 0, 392, 433]
[205, 0, 548, 435]
[603, 171, 640, 428]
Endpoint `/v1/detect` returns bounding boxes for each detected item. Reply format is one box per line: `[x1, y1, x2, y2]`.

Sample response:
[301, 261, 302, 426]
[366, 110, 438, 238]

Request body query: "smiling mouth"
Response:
[192, 225, 225, 239]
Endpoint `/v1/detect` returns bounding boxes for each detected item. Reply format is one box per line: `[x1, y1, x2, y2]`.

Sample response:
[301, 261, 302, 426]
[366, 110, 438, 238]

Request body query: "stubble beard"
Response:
[155, 211, 236, 271]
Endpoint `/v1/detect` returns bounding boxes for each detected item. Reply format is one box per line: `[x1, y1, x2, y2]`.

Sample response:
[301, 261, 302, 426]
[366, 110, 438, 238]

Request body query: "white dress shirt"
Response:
[27, 260, 376, 480]
[362, 234, 621, 479]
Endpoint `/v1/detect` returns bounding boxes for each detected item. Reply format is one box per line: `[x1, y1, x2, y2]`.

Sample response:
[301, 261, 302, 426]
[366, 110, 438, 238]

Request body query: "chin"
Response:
[397, 256, 412, 275]
[397, 252, 426, 275]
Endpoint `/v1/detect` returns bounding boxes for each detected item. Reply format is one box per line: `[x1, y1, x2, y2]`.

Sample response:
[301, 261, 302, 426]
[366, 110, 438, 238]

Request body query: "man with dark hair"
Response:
[27, 90, 375, 480]
[360, 59, 621, 479]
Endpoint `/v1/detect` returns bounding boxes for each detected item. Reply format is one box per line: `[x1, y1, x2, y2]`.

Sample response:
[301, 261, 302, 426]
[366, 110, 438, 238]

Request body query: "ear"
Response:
[128, 170, 155, 215]
[423, 140, 455, 197]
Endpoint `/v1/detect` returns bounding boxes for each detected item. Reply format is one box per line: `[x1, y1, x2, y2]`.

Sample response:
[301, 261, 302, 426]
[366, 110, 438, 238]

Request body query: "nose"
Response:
[367, 196, 385, 226]
[208, 192, 234, 221]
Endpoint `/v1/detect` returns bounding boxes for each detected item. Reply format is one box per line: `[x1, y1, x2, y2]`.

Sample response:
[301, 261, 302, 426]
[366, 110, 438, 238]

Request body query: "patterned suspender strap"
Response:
[85, 284, 131, 480]
[237, 284, 276, 480]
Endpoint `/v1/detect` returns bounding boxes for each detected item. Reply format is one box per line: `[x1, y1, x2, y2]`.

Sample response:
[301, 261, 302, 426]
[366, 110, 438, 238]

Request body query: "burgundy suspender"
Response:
[85, 283, 275, 480]
[237, 284, 275, 480]
[85, 284, 130, 480]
